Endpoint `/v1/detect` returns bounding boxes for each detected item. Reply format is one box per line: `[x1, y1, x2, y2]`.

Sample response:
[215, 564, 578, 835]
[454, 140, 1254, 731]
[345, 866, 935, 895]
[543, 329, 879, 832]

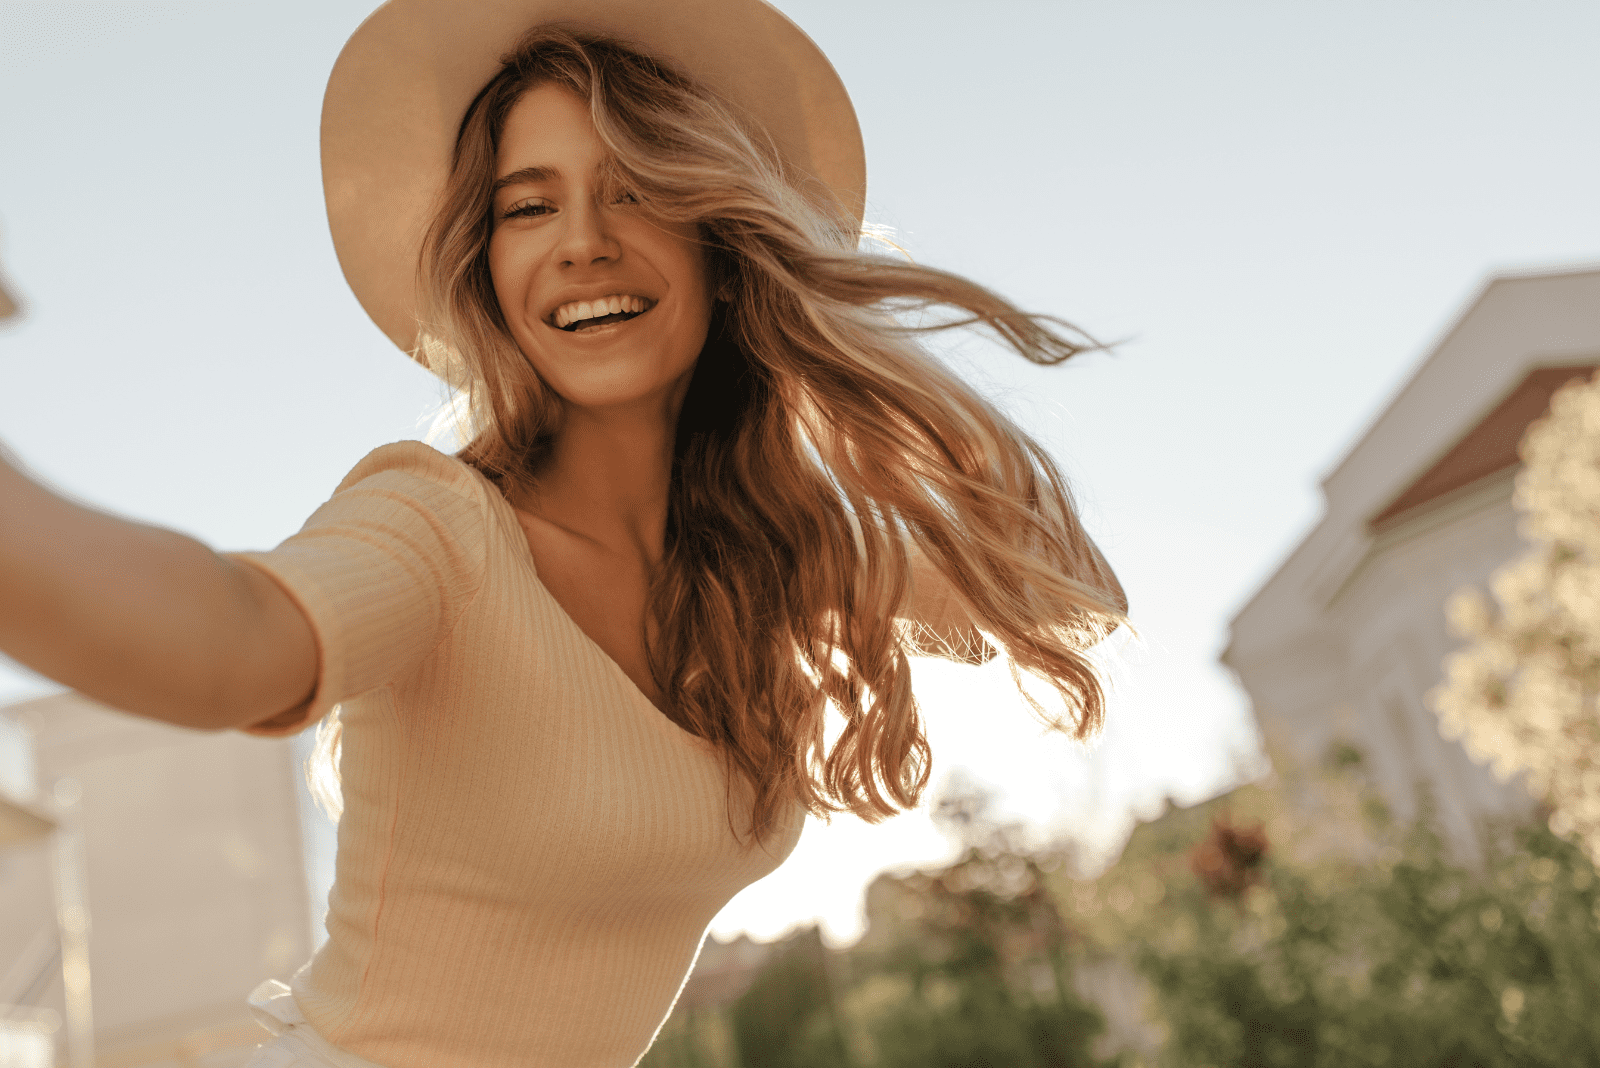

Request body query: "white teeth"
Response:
[553, 294, 649, 329]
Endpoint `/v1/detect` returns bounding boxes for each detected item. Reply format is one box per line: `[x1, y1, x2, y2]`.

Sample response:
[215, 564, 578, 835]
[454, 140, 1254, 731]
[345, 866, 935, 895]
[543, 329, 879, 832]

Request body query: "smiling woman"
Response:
[0, 2, 1125, 1067]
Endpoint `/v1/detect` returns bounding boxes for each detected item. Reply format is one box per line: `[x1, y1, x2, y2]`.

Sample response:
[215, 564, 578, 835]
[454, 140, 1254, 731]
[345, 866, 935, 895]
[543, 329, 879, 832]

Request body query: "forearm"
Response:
[0, 454, 315, 729]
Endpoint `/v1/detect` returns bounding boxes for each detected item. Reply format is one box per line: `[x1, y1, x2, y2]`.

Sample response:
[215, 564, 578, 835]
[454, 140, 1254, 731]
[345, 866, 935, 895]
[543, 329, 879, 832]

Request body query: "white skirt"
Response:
[243, 978, 390, 1068]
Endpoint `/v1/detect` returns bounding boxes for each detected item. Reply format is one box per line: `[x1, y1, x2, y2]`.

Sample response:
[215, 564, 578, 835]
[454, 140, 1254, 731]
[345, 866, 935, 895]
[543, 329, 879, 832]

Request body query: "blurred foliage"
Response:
[1131, 815, 1600, 1068]
[1432, 369, 1600, 866]
[842, 846, 1112, 1068]
[728, 926, 851, 1068]
[645, 753, 1600, 1067]
[640, 779, 1118, 1068]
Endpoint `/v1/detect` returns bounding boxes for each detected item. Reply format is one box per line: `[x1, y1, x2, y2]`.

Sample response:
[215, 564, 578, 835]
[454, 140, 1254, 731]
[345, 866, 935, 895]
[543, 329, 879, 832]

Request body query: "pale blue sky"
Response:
[3, 0, 1597, 942]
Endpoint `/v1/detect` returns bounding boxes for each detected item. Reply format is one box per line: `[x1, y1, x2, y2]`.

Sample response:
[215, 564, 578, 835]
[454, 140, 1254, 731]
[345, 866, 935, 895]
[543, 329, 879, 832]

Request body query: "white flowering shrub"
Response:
[1431, 371, 1600, 866]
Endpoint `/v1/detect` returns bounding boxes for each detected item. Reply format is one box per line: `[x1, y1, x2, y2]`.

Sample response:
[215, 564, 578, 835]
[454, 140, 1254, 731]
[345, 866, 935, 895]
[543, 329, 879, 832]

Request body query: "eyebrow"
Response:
[491, 165, 561, 195]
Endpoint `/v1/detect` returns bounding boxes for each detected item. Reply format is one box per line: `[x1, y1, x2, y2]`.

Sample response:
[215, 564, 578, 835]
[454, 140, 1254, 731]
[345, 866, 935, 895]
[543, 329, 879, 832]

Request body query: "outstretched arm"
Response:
[0, 449, 317, 731]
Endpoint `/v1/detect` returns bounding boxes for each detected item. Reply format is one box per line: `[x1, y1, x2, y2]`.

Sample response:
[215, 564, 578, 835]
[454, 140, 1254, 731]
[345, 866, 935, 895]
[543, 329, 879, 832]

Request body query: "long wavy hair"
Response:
[315, 27, 1126, 841]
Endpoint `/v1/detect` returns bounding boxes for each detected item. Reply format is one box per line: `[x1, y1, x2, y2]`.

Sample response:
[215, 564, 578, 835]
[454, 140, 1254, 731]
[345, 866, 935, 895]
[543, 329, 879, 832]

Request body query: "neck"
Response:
[520, 397, 681, 568]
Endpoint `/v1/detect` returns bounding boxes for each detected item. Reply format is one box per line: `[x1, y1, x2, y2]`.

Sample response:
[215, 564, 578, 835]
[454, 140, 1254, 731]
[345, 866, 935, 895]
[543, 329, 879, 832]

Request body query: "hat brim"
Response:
[321, 0, 866, 362]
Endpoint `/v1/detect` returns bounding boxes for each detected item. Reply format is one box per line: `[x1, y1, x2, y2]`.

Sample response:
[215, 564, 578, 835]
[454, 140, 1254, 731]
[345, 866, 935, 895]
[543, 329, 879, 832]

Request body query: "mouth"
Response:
[548, 294, 656, 332]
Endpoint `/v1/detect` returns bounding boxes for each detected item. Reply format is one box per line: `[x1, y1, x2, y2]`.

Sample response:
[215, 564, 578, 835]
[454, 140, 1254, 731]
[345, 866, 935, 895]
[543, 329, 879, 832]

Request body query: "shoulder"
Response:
[332, 440, 497, 507]
[301, 441, 509, 568]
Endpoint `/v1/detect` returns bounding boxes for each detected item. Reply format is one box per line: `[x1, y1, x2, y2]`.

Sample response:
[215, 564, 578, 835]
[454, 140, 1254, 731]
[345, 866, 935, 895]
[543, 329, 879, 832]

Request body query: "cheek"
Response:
[671, 261, 714, 346]
[486, 238, 529, 322]
[675, 248, 713, 319]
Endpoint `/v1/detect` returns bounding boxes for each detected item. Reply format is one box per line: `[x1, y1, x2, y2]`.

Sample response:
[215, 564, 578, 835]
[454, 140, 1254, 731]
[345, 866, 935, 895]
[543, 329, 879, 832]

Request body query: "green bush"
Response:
[1134, 819, 1600, 1068]
[849, 849, 1112, 1068]
[641, 845, 1117, 1068]
[727, 927, 851, 1068]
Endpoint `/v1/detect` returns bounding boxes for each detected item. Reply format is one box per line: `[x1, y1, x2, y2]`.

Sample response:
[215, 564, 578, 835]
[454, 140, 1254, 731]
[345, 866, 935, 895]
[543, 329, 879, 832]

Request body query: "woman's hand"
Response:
[0, 444, 317, 731]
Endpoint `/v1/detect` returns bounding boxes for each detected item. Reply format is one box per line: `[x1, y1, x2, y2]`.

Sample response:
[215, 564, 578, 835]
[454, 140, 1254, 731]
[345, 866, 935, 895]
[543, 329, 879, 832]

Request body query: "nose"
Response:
[553, 199, 620, 268]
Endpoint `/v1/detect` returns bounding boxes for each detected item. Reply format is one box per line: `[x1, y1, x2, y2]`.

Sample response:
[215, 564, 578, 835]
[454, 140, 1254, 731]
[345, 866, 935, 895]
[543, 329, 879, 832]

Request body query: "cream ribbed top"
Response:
[229, 441, 806, 1068]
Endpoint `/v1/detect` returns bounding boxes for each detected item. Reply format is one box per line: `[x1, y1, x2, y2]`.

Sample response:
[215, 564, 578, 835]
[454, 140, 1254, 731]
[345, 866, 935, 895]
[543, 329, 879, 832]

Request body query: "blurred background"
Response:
[2, 1, 1598, 1065]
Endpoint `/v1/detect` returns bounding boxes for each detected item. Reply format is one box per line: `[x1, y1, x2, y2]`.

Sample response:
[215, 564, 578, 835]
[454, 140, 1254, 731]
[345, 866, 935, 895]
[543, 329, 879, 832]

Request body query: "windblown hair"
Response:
[351, 27, 1127, 841]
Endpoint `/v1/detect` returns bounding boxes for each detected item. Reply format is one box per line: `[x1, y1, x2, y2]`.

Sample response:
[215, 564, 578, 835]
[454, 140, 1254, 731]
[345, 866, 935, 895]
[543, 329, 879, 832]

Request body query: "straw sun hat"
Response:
[322, 0, 867, 367]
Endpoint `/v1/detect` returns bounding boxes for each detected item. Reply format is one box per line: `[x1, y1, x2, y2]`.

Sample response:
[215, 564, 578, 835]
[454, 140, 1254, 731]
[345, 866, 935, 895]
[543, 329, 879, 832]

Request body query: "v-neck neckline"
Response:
[467, 462, 691, 731]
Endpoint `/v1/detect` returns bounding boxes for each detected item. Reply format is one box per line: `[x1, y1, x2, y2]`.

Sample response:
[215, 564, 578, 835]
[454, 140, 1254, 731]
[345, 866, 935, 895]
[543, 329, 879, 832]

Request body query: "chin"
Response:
[544, 367, 692, 416]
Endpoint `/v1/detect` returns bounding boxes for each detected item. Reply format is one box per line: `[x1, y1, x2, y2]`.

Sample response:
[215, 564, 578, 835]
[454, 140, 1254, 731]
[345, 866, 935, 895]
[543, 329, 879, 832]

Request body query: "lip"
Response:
[546, 313, 646, 340]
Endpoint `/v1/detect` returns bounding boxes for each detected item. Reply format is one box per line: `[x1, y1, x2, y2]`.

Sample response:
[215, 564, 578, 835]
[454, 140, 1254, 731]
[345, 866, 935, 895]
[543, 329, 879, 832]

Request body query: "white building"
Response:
[0, 691, 314, 1067]
[1224, 265, 1600, 864]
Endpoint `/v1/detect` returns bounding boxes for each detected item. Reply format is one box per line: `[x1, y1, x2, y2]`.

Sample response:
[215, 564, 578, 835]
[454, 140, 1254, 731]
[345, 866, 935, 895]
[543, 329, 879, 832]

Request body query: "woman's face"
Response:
[488, 84, 713, 418]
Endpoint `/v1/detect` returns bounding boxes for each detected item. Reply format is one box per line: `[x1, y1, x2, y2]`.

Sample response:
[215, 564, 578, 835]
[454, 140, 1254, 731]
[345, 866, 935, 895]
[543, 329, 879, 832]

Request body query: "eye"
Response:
[502, 199, 553, 220]
[614, 190, 640, 206]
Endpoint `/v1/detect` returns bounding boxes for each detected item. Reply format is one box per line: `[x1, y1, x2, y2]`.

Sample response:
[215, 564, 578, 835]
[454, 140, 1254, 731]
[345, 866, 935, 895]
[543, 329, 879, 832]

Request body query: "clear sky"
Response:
[2, 0, 1597, 945]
